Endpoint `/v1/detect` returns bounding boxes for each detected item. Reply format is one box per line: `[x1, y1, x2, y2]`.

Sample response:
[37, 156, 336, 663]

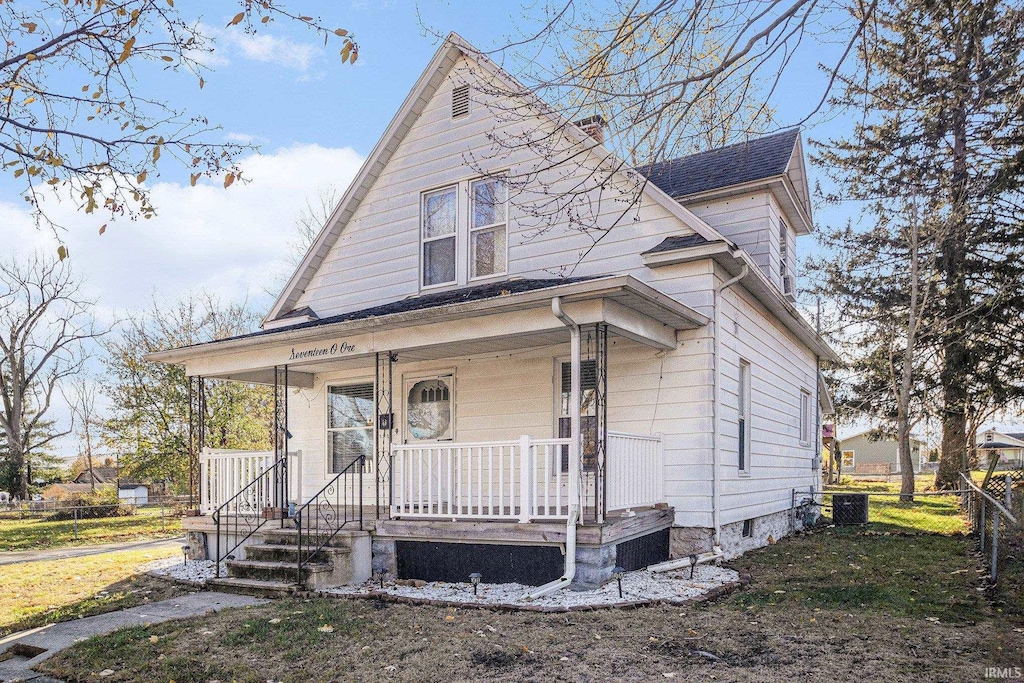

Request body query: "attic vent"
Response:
[452, 84, 470, 119]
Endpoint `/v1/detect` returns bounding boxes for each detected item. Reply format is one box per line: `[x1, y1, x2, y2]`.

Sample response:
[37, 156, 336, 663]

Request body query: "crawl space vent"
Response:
[452, 84, 470, 119]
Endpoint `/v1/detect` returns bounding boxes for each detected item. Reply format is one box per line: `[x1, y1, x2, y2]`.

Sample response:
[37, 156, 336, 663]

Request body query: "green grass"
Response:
[0, 547, 187, 637]
[0, 506, 182, 551]
[824, 479, 966, 534]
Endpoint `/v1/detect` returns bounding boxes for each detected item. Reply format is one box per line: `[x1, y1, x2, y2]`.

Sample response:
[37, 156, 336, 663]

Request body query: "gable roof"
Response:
[263, 32, 728, 327]
[642, 233, 720, 254]
[638, 129, 801, 200]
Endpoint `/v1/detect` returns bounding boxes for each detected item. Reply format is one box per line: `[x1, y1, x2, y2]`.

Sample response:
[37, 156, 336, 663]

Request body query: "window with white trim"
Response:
[800, 389, 812, 446]
[327, 383, 375, 474]
[841, 450, 855, 469]
[470, 177, 507, 279]
[738, 360, 751, 473]
[421, 186, 457, 287]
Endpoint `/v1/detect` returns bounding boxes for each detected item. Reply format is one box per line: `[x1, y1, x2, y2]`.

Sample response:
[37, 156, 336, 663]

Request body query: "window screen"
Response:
[328, 384, 374, 473]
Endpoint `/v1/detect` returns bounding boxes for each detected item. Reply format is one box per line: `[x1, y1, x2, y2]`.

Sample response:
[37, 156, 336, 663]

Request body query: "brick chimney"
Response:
[574, 115, 605, 145]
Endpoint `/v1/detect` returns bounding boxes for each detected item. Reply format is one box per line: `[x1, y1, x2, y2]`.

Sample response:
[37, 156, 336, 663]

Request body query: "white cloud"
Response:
[228, 32, 320, 71]
[4, 143, 364, 319]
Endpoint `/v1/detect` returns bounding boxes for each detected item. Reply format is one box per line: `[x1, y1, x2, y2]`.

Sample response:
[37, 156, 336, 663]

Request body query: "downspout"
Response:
[523, 296, 581, 600]
[712, 260, 748, 547]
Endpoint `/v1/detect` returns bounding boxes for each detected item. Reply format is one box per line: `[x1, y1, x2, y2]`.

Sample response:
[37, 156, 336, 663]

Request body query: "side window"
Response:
[421, 187, 457, 287]
[800, 389, 812, 446]
[738, 360, 751, 473]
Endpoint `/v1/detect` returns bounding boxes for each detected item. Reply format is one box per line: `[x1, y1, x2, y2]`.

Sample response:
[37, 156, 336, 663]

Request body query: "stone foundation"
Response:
[669, 526, 714, 557]
[719, 509, 797, 559]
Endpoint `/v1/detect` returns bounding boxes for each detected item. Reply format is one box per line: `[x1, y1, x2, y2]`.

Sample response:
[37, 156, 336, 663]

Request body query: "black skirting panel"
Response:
[395, 541, 563, 586]
[615, 528, 670, 571]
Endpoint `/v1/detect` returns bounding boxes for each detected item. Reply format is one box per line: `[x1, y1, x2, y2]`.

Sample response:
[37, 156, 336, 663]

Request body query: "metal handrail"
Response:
[212, 456, 287, 578]
[295, 455, 364, 586]
[961, 473, 1017, 523]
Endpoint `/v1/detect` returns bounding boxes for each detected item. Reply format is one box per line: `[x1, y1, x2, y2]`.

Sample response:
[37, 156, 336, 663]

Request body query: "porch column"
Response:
[375, 352, 396, 519]
[588, 324, 609, 523]
[187, 375, 206, 510]
[273, 365, 290, 516]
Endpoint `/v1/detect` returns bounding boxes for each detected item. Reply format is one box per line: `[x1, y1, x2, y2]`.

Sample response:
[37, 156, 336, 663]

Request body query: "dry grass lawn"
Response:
[0, 547, 188, 637]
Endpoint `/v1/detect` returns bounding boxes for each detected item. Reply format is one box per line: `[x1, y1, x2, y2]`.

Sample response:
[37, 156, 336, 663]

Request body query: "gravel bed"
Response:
[146, 557, 224, 584]
[324, 564, 739, 608]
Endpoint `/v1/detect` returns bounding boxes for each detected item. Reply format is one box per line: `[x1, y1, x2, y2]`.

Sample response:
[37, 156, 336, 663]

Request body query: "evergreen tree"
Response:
[814, 0, 1024, 488]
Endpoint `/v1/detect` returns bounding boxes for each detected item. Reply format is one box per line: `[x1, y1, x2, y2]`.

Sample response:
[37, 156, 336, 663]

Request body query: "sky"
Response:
[3, 0, 1019, 459]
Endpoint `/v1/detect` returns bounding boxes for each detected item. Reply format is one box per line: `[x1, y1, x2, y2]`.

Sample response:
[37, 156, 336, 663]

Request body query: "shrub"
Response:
[48, 486, 135, 521]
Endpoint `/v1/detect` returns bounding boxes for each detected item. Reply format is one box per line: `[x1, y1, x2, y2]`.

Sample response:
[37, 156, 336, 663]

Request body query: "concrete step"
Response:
[244, 543, 348, 564]
[226, 559, 332, 584]
[207, 576, 298, 598]
[262, 527, 368, 549]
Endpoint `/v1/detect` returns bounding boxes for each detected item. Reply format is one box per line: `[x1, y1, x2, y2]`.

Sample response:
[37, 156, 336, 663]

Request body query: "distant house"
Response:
[837, 429, 926, 476]
[73, 466, 119, 485]
[977, 429, 1024, 469]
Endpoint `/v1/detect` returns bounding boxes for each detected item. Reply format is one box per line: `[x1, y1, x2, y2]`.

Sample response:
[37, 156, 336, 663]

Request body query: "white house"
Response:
[147, 33, 837, 594]
[977, 428, 1024, 469]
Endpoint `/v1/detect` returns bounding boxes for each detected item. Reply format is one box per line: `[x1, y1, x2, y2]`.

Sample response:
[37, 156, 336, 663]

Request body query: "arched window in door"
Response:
[406, 376, 453, 441]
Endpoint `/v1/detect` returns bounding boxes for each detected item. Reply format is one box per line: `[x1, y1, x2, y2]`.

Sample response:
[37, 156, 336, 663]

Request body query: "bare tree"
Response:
[1, 1, 357, 240]
[0, 253, 104, 498]
[65, 377, 103, 491]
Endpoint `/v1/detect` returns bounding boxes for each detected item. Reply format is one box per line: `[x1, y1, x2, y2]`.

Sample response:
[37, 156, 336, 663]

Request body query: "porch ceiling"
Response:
[146, 275, 709, 381]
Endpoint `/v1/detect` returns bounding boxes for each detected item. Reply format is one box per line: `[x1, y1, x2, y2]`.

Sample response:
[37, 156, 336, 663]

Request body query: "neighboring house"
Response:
[73, 466, 119, 485]
[977, 429, 1024, 469]
[71, 466, 161, 503]
[146, 33, 837, 593]
[836, 429, 926, 476]
[41, 482, 96, 500]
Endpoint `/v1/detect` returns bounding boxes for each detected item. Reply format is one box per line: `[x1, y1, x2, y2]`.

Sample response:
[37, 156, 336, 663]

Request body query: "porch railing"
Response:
[605, 431, 665, 513]
[391, 432, 664, 521]
[200, 448, 301, 514]
[391, 436, 572, 521]
[295, 455, 364, 586]
[212, 456, 287, 577]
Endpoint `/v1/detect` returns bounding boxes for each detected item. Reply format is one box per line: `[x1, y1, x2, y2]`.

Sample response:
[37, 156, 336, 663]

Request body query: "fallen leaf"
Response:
[318, 625, 335, 633]
[268, 618, 281, 624]
[444, 615, 455, 622]
[99, 670, 115, 678]
[149, 635, 159, 643]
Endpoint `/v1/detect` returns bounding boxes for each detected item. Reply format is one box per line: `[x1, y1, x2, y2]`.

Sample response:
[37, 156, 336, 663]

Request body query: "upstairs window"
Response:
[779, 220, 790, 279]
[470, 177, 507, 279]
[422, 187, 457, 287]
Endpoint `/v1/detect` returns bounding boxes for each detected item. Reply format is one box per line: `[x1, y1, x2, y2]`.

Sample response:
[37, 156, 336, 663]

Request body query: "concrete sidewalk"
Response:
[0, 592, 265, 682]
[0, 537, 184, 566]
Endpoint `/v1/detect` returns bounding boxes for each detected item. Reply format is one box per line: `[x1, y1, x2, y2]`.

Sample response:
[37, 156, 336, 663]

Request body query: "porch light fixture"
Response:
[469, 572, 483, 595]
[612, 566, 625, 598]
[374, 568, 387, 589]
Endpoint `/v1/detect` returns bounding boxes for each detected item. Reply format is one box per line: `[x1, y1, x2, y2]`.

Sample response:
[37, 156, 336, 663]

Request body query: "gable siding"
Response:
[292, 56, 707, 319]
[685, 194, 777, 285]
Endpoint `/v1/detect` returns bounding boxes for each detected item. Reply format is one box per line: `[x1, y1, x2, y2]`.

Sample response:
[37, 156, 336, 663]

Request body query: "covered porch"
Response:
[153, 276, 707, 585]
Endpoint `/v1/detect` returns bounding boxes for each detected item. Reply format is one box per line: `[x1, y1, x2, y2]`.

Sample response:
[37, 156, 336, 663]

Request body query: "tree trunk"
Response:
[10, 440, 27, 499]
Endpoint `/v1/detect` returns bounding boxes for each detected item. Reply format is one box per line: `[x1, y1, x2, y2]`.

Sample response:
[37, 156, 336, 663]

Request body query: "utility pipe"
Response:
[648, 546, 725, 573]
[523, 297, 582, 600]
[711, 261, 748, 546]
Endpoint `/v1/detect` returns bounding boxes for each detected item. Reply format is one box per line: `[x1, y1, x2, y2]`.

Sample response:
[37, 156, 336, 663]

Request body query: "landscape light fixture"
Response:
[612, 566, 626, 598]
[689, 554, 699, 579]
[374, 568, 387, 590]
[469, 572, 483, 596]
[181, 545, 191, 567]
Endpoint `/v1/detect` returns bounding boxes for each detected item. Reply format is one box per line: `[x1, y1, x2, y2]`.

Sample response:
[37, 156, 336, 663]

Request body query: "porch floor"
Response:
[184, 506, 674, 547]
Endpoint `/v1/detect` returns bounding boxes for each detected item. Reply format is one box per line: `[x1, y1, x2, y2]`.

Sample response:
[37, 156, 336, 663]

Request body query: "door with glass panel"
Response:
[400, 374, 454, 514]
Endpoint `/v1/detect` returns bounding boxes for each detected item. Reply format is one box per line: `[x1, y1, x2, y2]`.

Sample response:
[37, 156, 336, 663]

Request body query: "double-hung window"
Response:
[421, 187, 458, 287]
[557, 359, 598, 472]
[799, 389, 812, 446]
[738, 360, 751, 473]
[470, 177, 507, 279]
[327, 383, 375, 473]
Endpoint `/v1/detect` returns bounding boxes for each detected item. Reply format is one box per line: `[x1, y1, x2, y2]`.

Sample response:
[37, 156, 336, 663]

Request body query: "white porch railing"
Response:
[199, 448, 300, 514]
[391, 436, 572, 521]
[605, 431, 665, 513]
[391, 432, 665, 521]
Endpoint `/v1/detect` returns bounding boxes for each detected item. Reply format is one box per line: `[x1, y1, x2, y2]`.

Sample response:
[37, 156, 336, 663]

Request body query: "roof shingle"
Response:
[638, 129, 800, 199]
